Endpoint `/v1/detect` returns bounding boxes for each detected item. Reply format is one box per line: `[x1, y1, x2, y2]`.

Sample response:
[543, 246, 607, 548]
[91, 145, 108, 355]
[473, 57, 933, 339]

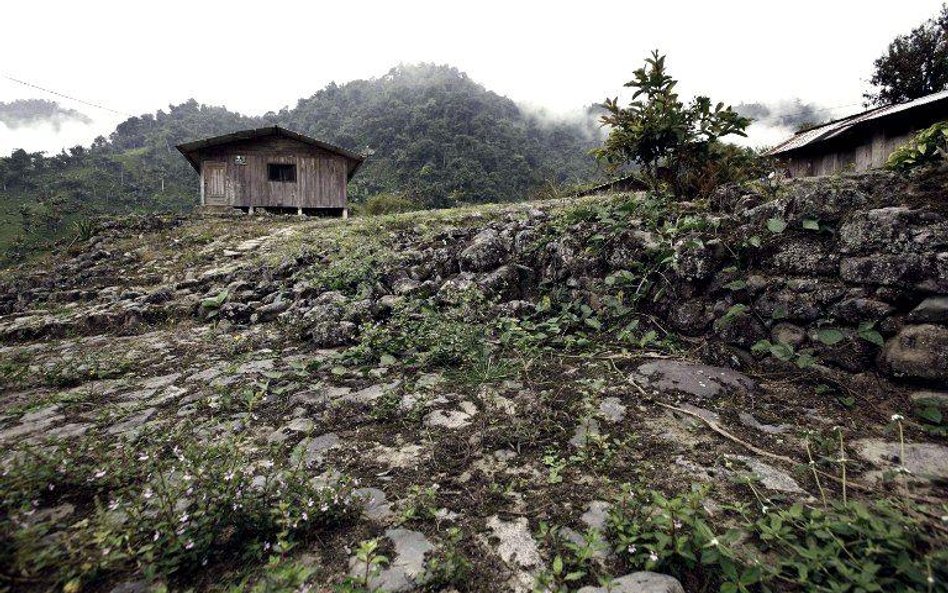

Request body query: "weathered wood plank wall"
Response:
[197, 137, 347, 208]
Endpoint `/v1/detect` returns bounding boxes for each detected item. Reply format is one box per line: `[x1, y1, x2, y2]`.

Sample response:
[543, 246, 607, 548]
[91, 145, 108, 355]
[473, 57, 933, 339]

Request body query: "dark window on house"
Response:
[268, 163, 297, 183]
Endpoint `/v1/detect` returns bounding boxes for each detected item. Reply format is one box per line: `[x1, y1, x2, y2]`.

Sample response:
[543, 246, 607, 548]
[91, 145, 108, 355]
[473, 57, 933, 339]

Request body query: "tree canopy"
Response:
[865, 4, 948, 106]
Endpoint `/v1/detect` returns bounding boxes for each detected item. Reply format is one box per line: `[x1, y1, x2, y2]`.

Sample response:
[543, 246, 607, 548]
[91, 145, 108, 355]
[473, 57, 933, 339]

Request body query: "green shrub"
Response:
[887, 121, 948, 170]
[361, 193, 420, 216]
[594, 51, 753, 199]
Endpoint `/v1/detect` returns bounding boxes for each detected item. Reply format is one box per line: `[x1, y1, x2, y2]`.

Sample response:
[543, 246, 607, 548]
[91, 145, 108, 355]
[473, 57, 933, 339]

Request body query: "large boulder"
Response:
[459, 228, 507, 272]
[882, 324, 948, 380]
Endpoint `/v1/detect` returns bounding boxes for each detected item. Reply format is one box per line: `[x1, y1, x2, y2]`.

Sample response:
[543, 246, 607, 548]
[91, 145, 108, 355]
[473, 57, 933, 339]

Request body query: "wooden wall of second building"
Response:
[197, 136, 348, 208]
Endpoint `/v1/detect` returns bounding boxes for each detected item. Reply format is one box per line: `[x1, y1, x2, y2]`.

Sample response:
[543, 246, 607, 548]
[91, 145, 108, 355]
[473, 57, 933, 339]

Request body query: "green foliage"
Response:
[751, 339, 817, 369]
[605, 485, 947, 593]
[887, 120, 948, 170]
[594, 51, 753, 198]
[336, 539, 388, 593]
[422, 527, 471, 589]
[360, 193, 420, 216]
[865, 4, 948, 106]
[0, 430, 358, 591]
[857, 320, 885, 347]
[766, 217, 787, 234]
[396, 485, 440, 526]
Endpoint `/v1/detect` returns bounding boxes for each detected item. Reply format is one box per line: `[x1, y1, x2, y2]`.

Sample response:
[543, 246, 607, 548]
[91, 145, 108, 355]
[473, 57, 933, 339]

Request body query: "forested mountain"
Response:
[0, 64, 602, 259]
[271, 64, 601, 207]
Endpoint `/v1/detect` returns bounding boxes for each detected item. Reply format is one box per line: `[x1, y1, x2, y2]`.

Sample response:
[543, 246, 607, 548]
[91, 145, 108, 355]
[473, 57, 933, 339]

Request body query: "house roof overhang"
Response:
[175, 126, 366, 180]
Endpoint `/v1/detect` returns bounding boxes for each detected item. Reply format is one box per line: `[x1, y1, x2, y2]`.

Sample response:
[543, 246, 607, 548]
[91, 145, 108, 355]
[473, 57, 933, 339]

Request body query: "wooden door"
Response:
[203, 162, 226, 205]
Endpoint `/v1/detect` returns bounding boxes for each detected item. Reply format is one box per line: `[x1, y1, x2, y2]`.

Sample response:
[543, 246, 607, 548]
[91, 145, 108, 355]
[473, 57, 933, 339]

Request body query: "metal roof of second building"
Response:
[176, 126, 366, 179]
[767, 89, 948, 156]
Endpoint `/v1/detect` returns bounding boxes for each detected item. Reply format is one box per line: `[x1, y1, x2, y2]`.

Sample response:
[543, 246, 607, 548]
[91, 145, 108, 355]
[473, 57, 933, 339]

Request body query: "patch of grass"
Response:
[0, 427, 358, 592]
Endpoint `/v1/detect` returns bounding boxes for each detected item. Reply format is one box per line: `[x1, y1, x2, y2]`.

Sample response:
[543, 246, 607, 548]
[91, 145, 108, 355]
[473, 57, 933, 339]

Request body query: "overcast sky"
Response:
[1, 0, 943, 155]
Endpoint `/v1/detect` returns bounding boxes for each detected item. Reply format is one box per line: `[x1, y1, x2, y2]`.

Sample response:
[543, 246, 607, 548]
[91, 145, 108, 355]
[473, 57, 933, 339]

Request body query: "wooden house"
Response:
[768, 90, 948, 177]
[176, 126, 365, 216]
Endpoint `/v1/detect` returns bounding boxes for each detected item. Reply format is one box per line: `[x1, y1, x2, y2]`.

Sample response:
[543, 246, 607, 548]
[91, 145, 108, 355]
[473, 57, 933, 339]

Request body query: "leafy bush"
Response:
[887, 120, 948, 170]
[360, 193, 421, 216]
[594, 51, 753, 199]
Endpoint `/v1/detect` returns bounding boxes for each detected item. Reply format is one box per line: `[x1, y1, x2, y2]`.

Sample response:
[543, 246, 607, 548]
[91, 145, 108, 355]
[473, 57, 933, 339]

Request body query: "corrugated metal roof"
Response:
[767, 89, 948, 155]
[176, 126, 366, 179]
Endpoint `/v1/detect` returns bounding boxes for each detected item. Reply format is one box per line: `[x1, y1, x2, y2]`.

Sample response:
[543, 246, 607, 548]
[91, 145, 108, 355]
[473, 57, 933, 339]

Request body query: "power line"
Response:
[1, 72, 134, 117]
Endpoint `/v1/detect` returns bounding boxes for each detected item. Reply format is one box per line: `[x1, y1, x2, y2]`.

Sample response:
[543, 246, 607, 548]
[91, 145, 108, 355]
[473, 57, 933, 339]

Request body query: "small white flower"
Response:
[709, 537, 720, 547]
[928, 576, 935, 584]
[153, 531, 160, 541]
[94, 469, 107, 479]
[263, 541, 271, 551]
[627, 544, 637, 554]
[301, 511, 309, 521]
[891, 414, 904, 422]
[179, 513, 189, 523]
[185, 540, 195, 550]
[673, 520, 682, 530]
[648, 551, 659, 563]
[761, 506, 769, 514]
[143, 488, 154, 499]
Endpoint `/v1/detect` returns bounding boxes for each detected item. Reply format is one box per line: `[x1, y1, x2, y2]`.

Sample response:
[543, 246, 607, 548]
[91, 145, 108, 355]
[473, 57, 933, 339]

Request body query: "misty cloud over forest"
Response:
[0, 99, 93, 131]
[734, 98, 829, 132]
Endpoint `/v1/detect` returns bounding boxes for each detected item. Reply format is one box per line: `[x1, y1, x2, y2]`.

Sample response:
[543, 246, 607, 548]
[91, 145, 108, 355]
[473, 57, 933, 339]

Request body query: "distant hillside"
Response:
[0, 64, 602, 260]
[0, 99, 93, 130]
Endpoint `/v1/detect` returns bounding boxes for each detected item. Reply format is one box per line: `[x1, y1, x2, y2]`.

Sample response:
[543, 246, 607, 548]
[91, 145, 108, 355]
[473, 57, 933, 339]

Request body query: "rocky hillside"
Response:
[1, 168, 947, 593]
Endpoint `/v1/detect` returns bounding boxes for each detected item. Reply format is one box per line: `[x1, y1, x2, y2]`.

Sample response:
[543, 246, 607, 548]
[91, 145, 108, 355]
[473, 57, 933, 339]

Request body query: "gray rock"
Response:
[487, 516, 541, 569]
[738, 412, 789, 435]
[730, 455, 803, 493]
[349, 528, 434, 592]
[577, 572, 685, 593]
[45, 422, 92, 439]
[340, 382, 398, 405]
[107, 407, 157, 436]
[267, 418, 314, 444]
[839, 254, 926, 288]
[236, 358, 275, 375]
[911, 390, 948, 408]
[459, 229, 507, 272]
[770, 323, 806, 348]
[854, 438, 948, 481]
[255, 299, 290, 322]
[109, 581, 152, 593]
[424, 402, 477, 429]
[831, 298, 895, 324]
[598, 397, 627, 423]
[907, 296, 948, 324]
[294, 432, 340, 466]
[569, 417, 601, 447]
[883, 324, 948, 380]
[580, 501, 611, 531]
[353, 487, 393, 522]
[140, 373, 181, 389]
[634, 360, 755, 400]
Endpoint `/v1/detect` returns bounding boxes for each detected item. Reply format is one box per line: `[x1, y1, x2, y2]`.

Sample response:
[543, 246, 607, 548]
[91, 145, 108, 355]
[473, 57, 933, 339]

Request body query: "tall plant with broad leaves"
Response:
[594, 51, 752, 199]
